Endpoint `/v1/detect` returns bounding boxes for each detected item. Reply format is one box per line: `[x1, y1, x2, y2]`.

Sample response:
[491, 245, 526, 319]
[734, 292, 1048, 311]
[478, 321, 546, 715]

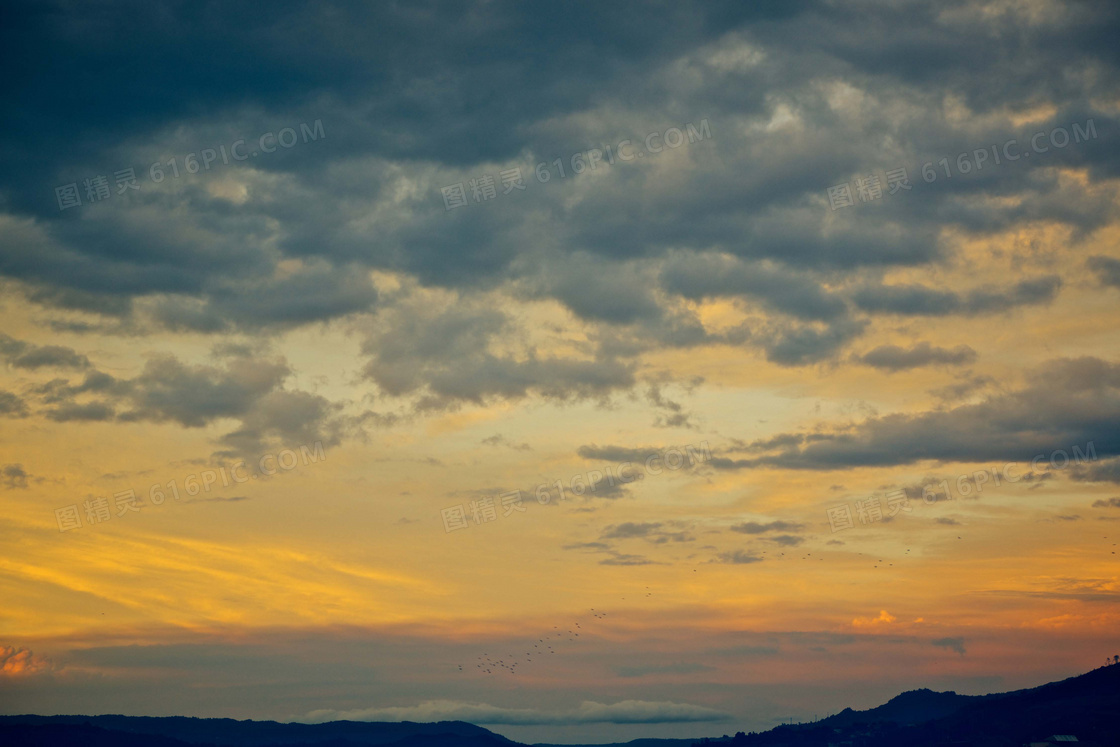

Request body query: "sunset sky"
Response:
[1, 0, 1119, 743]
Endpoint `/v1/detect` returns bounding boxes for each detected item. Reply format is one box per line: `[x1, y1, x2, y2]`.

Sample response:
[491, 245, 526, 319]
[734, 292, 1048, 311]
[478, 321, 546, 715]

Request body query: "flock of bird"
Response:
[457, 532, 1118, 676]
[460, 592, 656, 676]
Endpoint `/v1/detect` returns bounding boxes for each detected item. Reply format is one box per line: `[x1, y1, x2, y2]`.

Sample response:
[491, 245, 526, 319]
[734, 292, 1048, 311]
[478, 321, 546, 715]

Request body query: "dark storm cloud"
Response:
[707, 357, 1120, 470]
[1091, 497, 1120, 508]
[0, 0, 1116, 409]
[856, 342, 977, 371]
[2, 1, 791, 206]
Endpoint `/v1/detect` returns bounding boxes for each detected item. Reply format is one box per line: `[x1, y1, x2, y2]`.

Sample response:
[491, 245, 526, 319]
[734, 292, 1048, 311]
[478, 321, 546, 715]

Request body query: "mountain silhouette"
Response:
[2, 663, 1117, 747]
[815, 686, 974, 728]
[694, 662, 1120, 747]
[0, 716, 519, 747]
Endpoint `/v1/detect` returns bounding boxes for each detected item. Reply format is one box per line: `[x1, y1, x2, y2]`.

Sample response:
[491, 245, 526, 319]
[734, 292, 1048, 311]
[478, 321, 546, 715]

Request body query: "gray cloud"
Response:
[1071, 456, 1120, 484]
[148, 262, 379, 333]
[0, 333, 90, 370]
[599, 552, 659, 566]
[852, 277, 1062, 317]
[856, 342, 977, 371]
[600, 522, 694, 544]
[661, 253, 848, 322]
[577, 444, 660, 463]
[931, 637, 966, 656]
[45, 400, 116, 422]
[182, 495, 252, 506]
[1, 464, 29, 489]
[361, 300, 635, 409]
[0, 390, 28, 417]
[2, 3, 1120, 736]
[602, 522, 664, 539]
[1088, 256, 1120, 289]
[708, 357, 1120, 470]
[481, 433, 532, 451]
[760, 318, 868, 366]
[0, 0, 1109, 407]
[562, 541, 613, 552]
[730, 520, 806, 534]
[22, 351, 347, 456]
[714, 549, 764, 564]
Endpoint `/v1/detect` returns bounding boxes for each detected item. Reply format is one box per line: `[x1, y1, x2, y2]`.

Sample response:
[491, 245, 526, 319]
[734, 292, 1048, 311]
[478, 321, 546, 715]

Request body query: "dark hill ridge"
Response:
[2, 663, 1118, 747]
[816, 686, 974, 728]
[0, 716, 519, 747]
[0, 722, 197, 747]
[696, 662, 1120, 747]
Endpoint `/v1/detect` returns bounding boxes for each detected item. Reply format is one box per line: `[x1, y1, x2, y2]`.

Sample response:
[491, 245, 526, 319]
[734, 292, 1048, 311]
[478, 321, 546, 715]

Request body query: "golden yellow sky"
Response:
[2, 3, 1120, 742]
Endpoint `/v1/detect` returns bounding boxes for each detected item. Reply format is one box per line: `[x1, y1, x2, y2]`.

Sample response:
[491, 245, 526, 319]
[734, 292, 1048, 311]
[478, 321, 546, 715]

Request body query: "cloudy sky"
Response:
[2, 0, 1120, 742]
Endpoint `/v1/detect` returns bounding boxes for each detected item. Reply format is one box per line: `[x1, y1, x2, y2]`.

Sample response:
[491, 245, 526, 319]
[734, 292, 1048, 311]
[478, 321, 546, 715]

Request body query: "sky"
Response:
[1, 0, 1119, 743]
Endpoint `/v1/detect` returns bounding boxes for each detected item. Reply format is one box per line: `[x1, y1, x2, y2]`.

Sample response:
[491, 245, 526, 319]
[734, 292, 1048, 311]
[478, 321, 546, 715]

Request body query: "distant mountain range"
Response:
[3, 663, 1117, 747]
[691, 662, 1120, 747]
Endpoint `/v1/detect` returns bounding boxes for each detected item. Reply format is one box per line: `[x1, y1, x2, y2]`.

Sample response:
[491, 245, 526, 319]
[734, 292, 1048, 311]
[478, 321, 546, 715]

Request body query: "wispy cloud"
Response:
[301, 699, 731, 725]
